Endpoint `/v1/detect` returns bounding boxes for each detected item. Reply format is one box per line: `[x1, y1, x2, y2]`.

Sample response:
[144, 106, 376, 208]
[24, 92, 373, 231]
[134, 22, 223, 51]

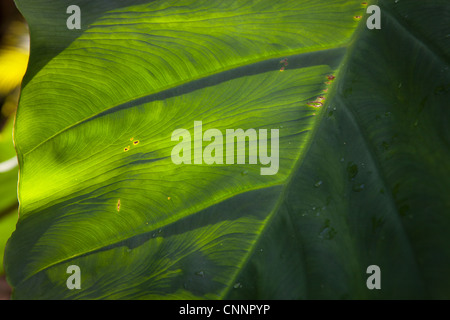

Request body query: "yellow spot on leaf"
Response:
[117, 199, 121, 212]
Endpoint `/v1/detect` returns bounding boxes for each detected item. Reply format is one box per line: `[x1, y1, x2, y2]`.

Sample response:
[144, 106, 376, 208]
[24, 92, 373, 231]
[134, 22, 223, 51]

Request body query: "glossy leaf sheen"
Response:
[5, 0, 450, 299]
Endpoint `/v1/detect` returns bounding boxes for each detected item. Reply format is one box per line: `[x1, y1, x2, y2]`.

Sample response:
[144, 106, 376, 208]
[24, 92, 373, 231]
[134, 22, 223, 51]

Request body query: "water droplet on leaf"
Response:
[347, 162, 358, 180]
[319, 227, 337, 240]
[195, 271, 205, 277]
[352, 183, 365, 192]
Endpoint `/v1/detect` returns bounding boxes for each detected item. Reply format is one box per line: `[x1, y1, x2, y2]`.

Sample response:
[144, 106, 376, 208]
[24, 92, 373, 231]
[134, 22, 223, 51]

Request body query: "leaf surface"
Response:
[5, 0, 450, 299]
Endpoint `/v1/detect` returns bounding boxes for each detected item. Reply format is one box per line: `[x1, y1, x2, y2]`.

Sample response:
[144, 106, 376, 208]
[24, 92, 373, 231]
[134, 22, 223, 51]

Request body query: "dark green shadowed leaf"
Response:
[5, 0, 450, 299]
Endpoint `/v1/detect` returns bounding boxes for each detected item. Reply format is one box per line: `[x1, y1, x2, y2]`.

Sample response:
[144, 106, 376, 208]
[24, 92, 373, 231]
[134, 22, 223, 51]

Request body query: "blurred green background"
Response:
[0, 0, 29, 300]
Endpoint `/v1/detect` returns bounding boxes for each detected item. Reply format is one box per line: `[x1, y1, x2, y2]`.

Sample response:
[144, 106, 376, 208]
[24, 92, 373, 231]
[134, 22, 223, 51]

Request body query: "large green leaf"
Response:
[5, 0, 450, 299]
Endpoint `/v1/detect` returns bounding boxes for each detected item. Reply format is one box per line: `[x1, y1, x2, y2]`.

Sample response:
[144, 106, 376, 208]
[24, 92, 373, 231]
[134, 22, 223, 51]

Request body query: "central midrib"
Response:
[219, 14, 370, 299]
